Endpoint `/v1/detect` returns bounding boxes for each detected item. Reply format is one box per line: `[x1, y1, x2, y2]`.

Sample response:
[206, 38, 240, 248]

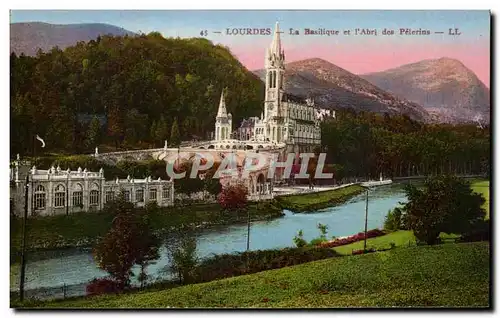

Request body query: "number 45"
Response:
[200, 30, 208, 36]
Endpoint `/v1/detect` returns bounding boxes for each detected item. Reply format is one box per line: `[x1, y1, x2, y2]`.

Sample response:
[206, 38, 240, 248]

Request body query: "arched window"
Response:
[54, 184, 65, 208]
[136, 188, 144, 202]
[122, 190, 130, 202]
[72, 183, 83, 207]
[149, 188, 157, 201]
[90, 190, 99, 205]
[162, 186, 170, 200]
[105, 190, 115, 203]
[34, 185, 46, 210]
[90, 183, 100, 206]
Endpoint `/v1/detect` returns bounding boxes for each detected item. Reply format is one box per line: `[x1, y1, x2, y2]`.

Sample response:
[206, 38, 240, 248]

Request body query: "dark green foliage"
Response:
[84, 116, 102, 150]
[165, 231, 198, 284]
[384, 207, 405, 232]
[93, 195, 160, 288]
[10, 35, 264, 155]
[169, 118, 181, 147]
[321, 111, 490, 180]
[293, 230, 307, 248]
[403, 175, 486, 245]
[193, 247, 339, 283]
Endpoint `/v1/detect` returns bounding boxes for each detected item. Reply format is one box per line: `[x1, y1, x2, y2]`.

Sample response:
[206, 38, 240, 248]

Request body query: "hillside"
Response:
[10, 22, 136, 56]
[10, 34, 265, 156]
[24, 242, 490, 308]
[254, 58, 431, 122]
[361, 58, 490, 124]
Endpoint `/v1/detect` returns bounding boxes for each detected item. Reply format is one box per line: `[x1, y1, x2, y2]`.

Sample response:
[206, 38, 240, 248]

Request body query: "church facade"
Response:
[211, 22, 324, 152]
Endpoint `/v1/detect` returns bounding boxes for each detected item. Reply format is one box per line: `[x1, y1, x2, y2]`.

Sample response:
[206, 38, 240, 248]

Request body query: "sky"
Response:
[10, 10, 491, 86]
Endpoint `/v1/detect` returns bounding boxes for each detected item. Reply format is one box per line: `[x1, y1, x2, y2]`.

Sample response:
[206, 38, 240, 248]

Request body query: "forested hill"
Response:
[10, 33, 265, 156]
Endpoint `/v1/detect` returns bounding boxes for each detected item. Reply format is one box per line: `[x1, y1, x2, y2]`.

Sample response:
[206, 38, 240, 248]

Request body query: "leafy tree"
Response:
[154, 116, 169, 147]
[170, 118, 181, 147]
[217, 182, 249, 213]
[383, 207, 404, 232]
[293, 230, 307, 248]
[84, 116, 101, 150]
[93, 194, 160, 289]
[166, 231, 198, 284]
[402, 175, 486, 245]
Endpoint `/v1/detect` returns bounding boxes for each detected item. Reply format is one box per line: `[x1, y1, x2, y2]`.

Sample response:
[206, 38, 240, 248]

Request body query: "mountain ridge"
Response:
[254, 57, 431, 122]
[361, 57, 490, 124]
[10, 22, 137, 56]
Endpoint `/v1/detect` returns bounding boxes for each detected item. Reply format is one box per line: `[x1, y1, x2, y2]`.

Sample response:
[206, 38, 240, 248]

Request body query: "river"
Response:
[12, 183, 408, 299]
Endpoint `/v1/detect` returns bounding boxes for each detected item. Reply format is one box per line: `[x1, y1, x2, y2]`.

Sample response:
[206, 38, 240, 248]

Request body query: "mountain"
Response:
[361, 58, 490, 124]
[254, 58, 430, 122]
[10, 22, 136, 56]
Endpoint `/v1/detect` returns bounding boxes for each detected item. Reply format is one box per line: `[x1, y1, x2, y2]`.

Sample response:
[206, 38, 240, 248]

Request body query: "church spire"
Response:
[270, 22, 282, 55]
[217, 89, 228, 117]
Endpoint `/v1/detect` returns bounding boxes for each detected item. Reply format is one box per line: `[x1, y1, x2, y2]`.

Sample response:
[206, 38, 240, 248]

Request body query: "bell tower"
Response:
[264, 22, 285, 121]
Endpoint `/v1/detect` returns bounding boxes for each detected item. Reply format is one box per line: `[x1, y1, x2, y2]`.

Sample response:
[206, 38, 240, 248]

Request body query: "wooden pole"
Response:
[19, 174, 29, 302]
[363, 189, 369, 252]
[246, 207, 251, 251]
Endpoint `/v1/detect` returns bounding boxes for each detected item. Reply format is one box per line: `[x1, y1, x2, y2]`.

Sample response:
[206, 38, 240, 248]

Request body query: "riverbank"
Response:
[10, 200, 284, 255]
[274, 184, 365, 212]
[23, 242, 489, 308]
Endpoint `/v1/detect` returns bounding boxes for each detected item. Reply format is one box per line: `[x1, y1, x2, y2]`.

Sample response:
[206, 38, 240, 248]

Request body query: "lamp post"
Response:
[363, 188, 369, 252]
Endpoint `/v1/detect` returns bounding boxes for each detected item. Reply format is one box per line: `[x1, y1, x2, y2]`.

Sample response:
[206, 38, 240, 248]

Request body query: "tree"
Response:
[154, 116, 169, 146]
[170, 118, 181, 147]
[166, 231, 198, 284]
[402, 175, 486, 245]
[93, 194, 160, 289]
[217, 182, 249, 213]
[84, 116, 101, 150]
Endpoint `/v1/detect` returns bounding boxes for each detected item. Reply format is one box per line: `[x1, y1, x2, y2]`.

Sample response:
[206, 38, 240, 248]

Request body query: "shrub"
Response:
[352, 248, 376, 255]
[86, 278, 122, 296]
[459, 219, 490, 242]
[193, 247, 338, 283]
[383, 207, 404, 232]
[319, 229, 386, 248]
[293, 230, 308, 248]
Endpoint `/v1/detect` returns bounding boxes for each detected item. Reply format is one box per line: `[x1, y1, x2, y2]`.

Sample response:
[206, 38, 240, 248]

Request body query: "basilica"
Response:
[212, 22, 328, 153]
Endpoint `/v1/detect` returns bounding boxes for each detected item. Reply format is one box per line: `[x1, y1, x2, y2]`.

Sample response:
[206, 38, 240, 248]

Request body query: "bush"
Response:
[193, 247, 339, 283]
[383, 207, 404, 232]
[86, 278, 123, 296]
[459, 219, 490, 242]
[319, 229, 386, 248]
[293, 230, 308, 248]
[352, 248, 376, 255]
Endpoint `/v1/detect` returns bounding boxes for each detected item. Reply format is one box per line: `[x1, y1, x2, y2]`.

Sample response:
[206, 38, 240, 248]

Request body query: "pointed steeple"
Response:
[270, 21, 282, 55]
[217, 89, 228, 117]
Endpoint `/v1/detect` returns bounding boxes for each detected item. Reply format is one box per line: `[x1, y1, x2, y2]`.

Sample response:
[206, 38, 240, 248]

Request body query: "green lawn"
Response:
[333, 230, 459, 255]
[22, 242, 490, 308]
[275, 184, 365, 212]
[471, 180, 490, 219]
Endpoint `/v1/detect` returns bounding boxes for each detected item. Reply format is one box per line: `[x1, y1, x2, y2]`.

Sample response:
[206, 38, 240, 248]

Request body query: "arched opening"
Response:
[208, 145, 215, 149]
[34, 185, 46, 210]
[226, 145, 230, 149]
[232, 145, 237, 149]
[257, 173, 266, 194]
[246, 145, 254, 150]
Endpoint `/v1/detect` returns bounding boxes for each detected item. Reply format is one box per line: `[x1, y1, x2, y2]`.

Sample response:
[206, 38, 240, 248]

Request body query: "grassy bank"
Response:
[275, 184, 365, 213]
[23, 242, 489, 308]
[10, 200, 284, 254]
[471, 180, 490, 219]
[332, 230, 460, 255]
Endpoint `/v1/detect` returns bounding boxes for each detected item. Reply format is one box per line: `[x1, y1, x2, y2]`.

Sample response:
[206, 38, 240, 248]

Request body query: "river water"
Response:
[13, 183, 407, 295]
